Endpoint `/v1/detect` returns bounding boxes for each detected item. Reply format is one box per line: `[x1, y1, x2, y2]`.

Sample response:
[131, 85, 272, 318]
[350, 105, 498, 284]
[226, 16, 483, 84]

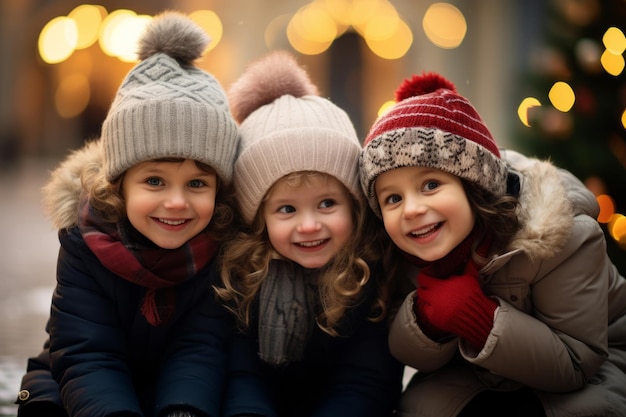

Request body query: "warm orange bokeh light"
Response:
[608, 214, 626, 242]
[597, 194, 616, 223]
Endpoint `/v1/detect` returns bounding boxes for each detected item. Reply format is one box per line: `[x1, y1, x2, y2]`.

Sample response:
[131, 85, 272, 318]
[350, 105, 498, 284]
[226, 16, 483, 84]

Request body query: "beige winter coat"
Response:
[390, 150, 626, 417]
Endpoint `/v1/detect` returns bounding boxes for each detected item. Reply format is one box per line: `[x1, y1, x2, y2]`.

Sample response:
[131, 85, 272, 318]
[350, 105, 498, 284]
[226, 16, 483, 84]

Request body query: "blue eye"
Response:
[146, 177, 162, 186]
[278, 205, 296, 214]
[320, 199, 335, 209]
[188, 179, 204, 188]
[423, 181, 439, 191]
[385, 194, 402, 204]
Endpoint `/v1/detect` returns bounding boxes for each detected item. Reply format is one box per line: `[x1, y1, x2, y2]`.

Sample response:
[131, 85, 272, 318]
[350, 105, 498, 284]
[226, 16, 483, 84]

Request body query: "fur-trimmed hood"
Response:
[502, 149, 598, 261]
[42, 140, 103, 230]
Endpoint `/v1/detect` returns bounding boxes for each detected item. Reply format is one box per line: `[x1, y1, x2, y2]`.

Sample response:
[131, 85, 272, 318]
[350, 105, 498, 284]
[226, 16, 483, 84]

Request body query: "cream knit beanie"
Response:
[101, 11, 239, 183]
[228, 50, 361, 224]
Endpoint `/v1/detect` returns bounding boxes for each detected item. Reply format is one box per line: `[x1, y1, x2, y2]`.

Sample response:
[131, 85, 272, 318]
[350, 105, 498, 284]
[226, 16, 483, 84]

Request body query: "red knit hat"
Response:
[359, 72, 508, 217]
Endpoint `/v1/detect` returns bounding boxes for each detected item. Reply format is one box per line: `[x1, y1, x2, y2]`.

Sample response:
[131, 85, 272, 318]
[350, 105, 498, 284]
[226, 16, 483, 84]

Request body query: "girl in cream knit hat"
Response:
[215, 50, 403, 417]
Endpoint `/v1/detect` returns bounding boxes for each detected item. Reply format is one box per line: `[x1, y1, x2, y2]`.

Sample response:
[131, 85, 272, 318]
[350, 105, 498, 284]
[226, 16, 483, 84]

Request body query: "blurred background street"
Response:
[0, 0, 625, 416]
[0, 158, 61, 416]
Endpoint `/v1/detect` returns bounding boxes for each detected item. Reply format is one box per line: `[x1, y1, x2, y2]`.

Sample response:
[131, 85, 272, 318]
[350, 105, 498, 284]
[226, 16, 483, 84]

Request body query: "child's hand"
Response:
[415, 262, 498, 350]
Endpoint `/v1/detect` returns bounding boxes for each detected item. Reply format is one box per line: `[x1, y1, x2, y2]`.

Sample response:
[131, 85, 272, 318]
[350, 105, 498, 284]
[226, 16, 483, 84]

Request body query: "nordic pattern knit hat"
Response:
[101, 11, 239, 183]
[228, 50, 362, 224]
[360, 72, 508, 217]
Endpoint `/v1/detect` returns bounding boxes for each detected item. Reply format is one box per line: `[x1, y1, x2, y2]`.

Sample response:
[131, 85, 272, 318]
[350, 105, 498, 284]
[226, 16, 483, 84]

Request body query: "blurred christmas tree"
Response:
[514, 0, 626, 273]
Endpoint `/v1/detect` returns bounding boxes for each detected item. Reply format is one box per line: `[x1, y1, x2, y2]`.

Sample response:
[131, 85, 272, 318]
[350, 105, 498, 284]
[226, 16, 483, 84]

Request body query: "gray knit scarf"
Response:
[258, 260, 319, 366]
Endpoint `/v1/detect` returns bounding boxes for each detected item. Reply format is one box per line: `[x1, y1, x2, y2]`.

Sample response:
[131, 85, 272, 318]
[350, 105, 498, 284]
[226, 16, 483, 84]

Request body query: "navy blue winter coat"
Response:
[17, 225, 230, 417]
[222, 262, 404, 417]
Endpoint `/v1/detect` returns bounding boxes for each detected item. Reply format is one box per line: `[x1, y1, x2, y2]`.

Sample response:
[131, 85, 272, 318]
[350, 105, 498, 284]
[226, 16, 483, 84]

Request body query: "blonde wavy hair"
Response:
[80, 157, 237, 241]
[215, 171, 392, 336]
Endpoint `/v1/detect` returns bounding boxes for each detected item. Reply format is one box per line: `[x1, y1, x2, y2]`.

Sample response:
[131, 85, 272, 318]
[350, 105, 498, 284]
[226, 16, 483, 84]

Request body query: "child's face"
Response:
[263, 174, 353, 269]
[122, 159, 218, 249]
[375, 166, 475, 262]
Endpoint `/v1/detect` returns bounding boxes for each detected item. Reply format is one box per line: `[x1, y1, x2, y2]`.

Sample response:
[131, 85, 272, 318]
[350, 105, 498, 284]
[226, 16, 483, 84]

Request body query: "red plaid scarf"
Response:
[78, 197, 217, 326]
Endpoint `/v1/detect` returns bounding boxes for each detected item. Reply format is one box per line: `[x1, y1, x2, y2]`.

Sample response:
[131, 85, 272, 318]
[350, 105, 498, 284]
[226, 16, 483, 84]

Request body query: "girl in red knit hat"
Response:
[360, 72, 626, 417]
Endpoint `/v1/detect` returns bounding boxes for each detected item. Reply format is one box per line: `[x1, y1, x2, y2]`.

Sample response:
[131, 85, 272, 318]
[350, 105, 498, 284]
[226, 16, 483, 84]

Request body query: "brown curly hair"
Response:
[461, 179, 521, 265]
[215, 171, 393, 336]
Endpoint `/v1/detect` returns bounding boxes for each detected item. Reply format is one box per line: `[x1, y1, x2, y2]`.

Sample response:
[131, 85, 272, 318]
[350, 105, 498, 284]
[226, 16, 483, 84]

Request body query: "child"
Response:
[215, 50, 403, 417]
[15, 12, 239, 417]
[359, 72, 626, 417]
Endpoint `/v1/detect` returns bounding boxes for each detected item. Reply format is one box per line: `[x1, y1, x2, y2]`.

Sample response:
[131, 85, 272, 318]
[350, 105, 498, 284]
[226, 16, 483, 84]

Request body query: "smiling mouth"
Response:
[409, 222, 442, 238]
[158, 218, 187, 226]
[297, 239, 328, 248]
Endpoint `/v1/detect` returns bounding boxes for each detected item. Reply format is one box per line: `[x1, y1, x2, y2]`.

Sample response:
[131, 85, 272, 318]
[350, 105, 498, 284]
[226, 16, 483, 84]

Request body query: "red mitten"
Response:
[414, 262, 498, 350]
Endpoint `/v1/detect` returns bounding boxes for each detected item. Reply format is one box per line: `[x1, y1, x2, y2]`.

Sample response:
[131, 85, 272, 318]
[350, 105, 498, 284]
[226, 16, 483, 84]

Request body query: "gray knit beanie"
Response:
[228, 50, 362, 224]
[101, 11, 239, 183]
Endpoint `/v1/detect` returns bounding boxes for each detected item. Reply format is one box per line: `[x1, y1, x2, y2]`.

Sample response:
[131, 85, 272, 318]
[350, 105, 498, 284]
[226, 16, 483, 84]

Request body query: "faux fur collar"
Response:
[503, 149, 597, 261]
[42, 140, 103, 230]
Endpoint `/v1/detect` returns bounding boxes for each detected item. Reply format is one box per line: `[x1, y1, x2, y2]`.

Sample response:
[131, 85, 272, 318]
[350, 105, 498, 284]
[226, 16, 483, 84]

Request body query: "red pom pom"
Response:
[395, 72, 457, 102]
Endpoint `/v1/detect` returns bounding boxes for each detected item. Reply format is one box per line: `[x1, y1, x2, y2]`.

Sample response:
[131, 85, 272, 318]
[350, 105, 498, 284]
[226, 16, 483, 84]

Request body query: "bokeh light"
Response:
[362, 4, 399, 41]
[601, 49, 625, 76]
[517, 97, 542, 127]
[99, 9, 137, 58]
[39, 17, 78, 64]
[608, 214, 626, 242]
[322, 0, 352, 26]
[55, 73, 90, 118]
[422, 3, 467, 49]
[364, 18, 412, 60]
[602, 26, 626, 55]
[68, 4, 106, 50]
[377, 100, 396, 117]
[190, 10, 223, 52]
[287, 3, 337, 55]
[114, 14, 152, 62]
[597, 194, 616, 223]
[548, 81, 575, 112]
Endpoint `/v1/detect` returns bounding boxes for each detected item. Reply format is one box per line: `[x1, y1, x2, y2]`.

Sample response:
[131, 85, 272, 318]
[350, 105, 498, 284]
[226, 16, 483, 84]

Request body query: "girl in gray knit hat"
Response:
[16, 11, 239, 417]
[214, 50, 403, 417]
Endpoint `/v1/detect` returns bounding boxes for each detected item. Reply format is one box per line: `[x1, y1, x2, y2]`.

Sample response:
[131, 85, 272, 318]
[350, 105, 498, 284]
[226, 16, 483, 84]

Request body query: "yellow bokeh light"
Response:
[422, 3, 467, 49]
[68, 4, 106, 50]
[517, 97, 541, 127]
[190, 10, 223, 52]
[601, 49, 625, 76]
[365, 18, 412, 60]
[602, 26, 626, 55]
[548, 81, 575, 112]
[287, 17, 333, 55]
[349, 0, 382, 29]
[39, 16, 78, 64]
[55, 73, 91, 119]
[99, 9, 137, 58]
[597, 194, 616, 223]
[377, 100, 396, 117]
[362, 6, 399, 41]
[117, 15, 152, 62]
[289, 3, 337, 43]
[621, 109, 626, 129]
[323, 0, 352, 26]
[608, 214, 626, 241]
